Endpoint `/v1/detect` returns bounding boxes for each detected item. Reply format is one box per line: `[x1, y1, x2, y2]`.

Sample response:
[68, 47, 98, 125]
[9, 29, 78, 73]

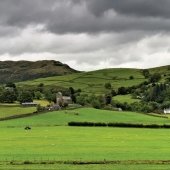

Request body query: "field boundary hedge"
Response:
[68, 121, 170, 128]
[146, 113, 168, 119]
[4, 159, 170, 165]
[0, 111, 46, 121]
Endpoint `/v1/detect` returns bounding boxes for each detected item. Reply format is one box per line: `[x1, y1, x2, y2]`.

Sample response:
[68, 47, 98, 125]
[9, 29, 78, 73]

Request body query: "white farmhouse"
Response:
[164, 108, 170, 114]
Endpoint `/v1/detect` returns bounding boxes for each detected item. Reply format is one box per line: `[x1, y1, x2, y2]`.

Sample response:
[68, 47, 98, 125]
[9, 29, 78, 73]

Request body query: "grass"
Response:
[18, 68, 146, 94]
[1, 164, 170, 170]
[1, 126, 170, 162]
[0, 104, 36, 119]
[0, 108, 169, 127]
[1, 65, 170, 169]
[17, 65, 170, 95]
[1, 107, 170, 169]
[113, 94, 140, 104]
[34, 100, 50, 106]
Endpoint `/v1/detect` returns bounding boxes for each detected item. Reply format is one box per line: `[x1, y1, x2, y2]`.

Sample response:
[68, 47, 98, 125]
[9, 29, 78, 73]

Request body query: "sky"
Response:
[0, 0, 170, 71]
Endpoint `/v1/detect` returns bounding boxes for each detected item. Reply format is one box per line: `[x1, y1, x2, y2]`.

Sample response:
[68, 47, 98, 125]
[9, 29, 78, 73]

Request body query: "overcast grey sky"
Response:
[0, 0, 170, 70]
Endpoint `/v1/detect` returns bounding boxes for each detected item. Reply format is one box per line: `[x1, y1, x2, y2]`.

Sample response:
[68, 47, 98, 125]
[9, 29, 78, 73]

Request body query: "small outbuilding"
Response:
[21, 102, 38, 107]
[164, 108, 170, 114]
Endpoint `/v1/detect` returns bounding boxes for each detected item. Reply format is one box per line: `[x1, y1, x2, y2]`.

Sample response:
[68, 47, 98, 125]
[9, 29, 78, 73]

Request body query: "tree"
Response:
[149, 73, 161, 83]
[148, 85, 160, 101]
[142, 69, 150, 78]
[104, 83, 112, 89]
[38, 83, 44, 87]
[0, 89, 17, 103]
[145, 83, 166, 103]
[86, 95, 102, 109]
[118, 87, 128, 95]
[18, 91, 33, 103]
[76, 94, 88, 106]
[129, 76, 134, 80]
[6, 82, 16, 89]
[71, 94, 76, 103]
[149, 102, 160, 111]
[111, 89, 117, 96]
[91, 99, 101, 109]
[34, 91, 42, 100]
[69, 87, 76, 103]
[44, 90, 56, 103]
[37, 83, 44, 93]
[161, 101, 170, 109]
[69, 87, 75, 95]
[105, 94, 112, 105]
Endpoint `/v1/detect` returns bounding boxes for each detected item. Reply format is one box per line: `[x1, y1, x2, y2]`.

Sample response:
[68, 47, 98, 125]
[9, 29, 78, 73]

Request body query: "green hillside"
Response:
[0, 60, 78, 83]
[18, 65, 170, 94]
[18, 68, 146, 94]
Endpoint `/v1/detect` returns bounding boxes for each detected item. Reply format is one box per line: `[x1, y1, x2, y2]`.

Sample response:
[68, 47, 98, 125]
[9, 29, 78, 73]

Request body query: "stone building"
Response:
[56, 92, 72, 106]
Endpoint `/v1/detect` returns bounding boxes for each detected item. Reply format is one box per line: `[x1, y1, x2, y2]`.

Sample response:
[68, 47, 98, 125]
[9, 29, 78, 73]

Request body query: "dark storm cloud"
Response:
[0, 0, 170, 70]
[0, 0, 170, 34]
[86, 0, 170, 18]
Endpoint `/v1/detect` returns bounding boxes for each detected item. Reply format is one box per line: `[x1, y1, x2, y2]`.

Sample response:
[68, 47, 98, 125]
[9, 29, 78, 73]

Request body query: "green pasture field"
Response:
[113, 94, 140, 104]
[0, 104, 36, 119]
[0, 108, 169, 127]
[18, 68, 146, 94]
[0, 107, 170, 169]
[1, 127, 170, 169]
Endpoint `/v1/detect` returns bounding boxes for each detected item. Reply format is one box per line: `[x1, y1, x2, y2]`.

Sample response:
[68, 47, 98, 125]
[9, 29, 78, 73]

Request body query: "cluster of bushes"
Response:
[131, 83, 170, 112]
[75, 89, 163, 113]
[112, 101, 155, 113]
[68, 121, 170, 128]
[142, 69, 162, 83]
[76, 94, 111, 109]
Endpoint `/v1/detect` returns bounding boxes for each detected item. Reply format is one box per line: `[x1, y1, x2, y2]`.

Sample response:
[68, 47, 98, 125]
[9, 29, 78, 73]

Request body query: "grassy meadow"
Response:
[0, 107, 170, 169]
[0, 104, 36, 119]
[113, 94, 140, 104]
[0, 108, 169, 127]
[1, 126, 170, 169]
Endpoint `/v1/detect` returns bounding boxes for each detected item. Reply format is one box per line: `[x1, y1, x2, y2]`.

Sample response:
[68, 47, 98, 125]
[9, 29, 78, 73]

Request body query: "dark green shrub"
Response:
[95, 122, 107, 127]
[129, 76, 134, 80]
[104, 83, 112, 89]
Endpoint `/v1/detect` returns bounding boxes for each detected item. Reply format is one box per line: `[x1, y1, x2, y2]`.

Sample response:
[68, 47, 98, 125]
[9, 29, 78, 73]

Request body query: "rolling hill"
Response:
[18, 65, 169, 94]
[18, 68, 146, 94]
[0, 60, 78, 83]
